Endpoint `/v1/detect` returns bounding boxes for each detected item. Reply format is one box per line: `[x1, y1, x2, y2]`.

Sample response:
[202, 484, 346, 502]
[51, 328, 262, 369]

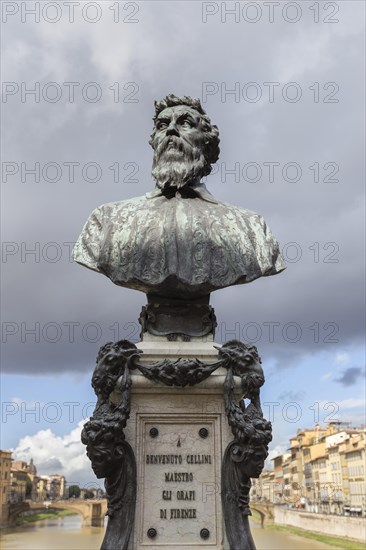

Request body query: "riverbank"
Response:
[2, 513, 351, 550]
[250, 510, 364, 550]
[268, 524, 365, 550]
[16, 509, 77, 526]
[274, 506, 365, 544]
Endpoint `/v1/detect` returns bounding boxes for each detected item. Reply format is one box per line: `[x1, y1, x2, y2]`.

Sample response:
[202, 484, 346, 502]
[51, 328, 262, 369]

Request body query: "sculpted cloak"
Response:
[73, 183, 285, 299]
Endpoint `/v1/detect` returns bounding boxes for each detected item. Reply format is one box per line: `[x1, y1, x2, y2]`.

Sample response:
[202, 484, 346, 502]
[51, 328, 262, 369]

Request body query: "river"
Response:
[0, 514, 342, 549]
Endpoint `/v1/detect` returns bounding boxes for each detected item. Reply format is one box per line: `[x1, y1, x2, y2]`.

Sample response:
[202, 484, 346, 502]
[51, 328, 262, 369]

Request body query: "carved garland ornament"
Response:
[82, 339, 272, 550]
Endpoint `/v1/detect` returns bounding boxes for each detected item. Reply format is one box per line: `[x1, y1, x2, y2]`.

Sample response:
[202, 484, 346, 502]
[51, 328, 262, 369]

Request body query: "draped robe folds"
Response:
[73, 188, 285, 299]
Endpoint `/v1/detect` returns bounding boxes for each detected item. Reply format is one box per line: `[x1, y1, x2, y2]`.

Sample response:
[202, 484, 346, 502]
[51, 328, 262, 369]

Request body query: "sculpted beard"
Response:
[151, 135, 208, 190]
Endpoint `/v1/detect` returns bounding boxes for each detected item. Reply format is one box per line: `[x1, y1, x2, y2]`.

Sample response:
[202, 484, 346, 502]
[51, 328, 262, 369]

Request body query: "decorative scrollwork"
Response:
[82, 338, 271, 550]
[81, 340, 141, 550]
[218, 340, 272, 550]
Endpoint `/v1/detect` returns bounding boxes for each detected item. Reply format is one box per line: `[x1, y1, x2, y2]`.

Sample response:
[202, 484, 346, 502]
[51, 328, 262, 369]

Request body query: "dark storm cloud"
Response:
[336, 367, 364, 387]
[2, 2, 365, 374]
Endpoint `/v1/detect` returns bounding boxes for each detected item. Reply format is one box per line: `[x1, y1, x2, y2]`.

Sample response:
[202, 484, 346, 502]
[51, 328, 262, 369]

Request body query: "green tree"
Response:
[25, 475, 33, 498]
[68, 485, 81, 498]
[83, 490, 94, 500]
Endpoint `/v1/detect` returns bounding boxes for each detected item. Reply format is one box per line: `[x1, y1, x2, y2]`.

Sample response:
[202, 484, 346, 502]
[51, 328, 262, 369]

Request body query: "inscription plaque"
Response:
[138, 416, 220, 546]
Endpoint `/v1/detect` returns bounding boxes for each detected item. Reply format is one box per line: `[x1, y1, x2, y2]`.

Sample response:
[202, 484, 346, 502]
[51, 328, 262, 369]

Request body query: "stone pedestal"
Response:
[121, 340, 237, 550]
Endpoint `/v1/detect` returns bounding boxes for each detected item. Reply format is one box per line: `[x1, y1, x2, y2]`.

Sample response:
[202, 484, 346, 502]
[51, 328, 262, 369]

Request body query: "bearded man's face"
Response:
[151, 105, 209, 190]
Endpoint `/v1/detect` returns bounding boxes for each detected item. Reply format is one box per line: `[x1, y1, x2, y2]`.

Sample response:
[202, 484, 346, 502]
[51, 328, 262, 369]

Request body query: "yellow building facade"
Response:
[254, 424, 366, 517]
[0, 450, 12, 528]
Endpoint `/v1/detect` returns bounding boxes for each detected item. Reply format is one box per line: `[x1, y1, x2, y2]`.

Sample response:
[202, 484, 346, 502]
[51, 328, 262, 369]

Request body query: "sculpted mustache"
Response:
[156, 136, 192, 156]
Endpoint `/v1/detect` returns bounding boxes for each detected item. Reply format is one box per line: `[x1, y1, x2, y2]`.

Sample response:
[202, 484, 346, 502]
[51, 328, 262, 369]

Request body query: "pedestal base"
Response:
[85, 338, 271, 550]
[122, 341, 234, 549]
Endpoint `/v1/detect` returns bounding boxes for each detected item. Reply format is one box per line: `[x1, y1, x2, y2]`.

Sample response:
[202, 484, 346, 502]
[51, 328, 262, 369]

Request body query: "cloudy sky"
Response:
[1, 0, 365, 488]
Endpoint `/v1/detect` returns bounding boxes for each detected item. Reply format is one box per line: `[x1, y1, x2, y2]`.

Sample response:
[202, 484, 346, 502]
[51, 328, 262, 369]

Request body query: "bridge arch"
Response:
[250, 507, 266, 528]
[250, 502, 275, 528]
[7, 502, 30, 527]
[8, 499, 107, 528]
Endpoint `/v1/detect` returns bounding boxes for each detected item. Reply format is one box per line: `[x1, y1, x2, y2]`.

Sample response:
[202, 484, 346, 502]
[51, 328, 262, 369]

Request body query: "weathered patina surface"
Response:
[76, 96, 280, 549]
[73, 191, 285, 298]
[73, 94, 285, 300]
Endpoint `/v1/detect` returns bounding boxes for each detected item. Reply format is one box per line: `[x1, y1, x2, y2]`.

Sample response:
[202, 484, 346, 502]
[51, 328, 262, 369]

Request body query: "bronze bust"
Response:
[73, 95, 285, 301]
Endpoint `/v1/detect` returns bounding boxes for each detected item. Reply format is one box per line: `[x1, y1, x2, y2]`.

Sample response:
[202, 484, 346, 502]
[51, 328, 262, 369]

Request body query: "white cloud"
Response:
[11, 396, 24, 406]
[335, 353, 351, 366]
[266, 444, 288, 468]
[12, 420, 98, 488]
[335, 398, 366, 410]
[11, 396, 45, 407]
[318, 397, 365, 410]
[316, 398, 366, 424]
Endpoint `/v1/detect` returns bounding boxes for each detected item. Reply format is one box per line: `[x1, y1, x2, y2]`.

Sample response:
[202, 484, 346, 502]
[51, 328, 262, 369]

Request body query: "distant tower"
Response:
[28, 458, 37, 476]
